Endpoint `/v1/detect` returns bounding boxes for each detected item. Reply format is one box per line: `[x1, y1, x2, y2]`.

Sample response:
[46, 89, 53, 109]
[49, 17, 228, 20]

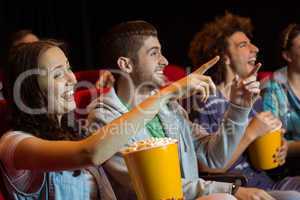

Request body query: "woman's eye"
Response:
[67, 66, 72, 71]
[54, 72, 64, 79]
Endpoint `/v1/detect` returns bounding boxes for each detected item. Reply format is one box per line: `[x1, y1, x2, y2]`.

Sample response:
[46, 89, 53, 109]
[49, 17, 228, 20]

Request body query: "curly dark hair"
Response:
[5, 40, 81, 141]
[189, 12, 253, 84]
[100, 20, 158, 69]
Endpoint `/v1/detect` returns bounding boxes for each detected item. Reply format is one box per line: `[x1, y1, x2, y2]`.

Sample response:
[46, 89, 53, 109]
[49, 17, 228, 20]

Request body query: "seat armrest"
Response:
[200, 172, 248, 186]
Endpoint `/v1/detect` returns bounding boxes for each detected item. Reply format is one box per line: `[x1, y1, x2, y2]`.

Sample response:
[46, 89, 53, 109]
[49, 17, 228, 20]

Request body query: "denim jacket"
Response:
[1, 157, 116, 200]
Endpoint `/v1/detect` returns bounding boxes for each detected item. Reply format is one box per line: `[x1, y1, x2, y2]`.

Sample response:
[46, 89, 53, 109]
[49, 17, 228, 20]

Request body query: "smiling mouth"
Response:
[61, 90, 74, 101]
[156, 70, 164, 75]
[248, 58, 256, 66]
[248, 60, 256, 66]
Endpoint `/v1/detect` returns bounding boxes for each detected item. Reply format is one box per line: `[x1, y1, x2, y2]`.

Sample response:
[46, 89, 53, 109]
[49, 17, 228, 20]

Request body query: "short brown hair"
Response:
[100, 20, 158, 69]
[188, 12, 253, 84]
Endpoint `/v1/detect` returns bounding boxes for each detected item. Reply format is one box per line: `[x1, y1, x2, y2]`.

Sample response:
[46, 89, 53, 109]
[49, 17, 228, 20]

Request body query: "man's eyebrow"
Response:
[146, 46, 160, 54]
[236, 40, 248, 45]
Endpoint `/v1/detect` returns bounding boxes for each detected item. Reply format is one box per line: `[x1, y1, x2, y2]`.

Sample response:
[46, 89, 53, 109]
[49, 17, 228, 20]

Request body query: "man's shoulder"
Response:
[87, 88, 128, 115]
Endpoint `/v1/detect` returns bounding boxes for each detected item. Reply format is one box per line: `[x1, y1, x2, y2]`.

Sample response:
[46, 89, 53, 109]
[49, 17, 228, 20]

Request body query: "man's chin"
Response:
[154, 77, 168, 87]
[156, 80, 168, 88]
[246, 65, 256, 76]
[238, 69, 253, 79]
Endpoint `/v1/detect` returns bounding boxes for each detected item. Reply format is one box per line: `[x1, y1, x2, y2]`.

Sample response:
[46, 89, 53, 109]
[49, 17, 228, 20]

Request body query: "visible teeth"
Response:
[249, 57, 256, 62]
[248, 60, 256, 65]
[67, 90, 74, 96]
[63, 90, 74, 99]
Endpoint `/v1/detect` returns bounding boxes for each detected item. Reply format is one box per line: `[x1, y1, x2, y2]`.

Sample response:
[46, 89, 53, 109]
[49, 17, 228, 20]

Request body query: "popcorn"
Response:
[122, 137, 177, 154]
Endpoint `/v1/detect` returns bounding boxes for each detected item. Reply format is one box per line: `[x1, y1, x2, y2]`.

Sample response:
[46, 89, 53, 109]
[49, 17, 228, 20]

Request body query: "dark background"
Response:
[1, 1, 300, 72]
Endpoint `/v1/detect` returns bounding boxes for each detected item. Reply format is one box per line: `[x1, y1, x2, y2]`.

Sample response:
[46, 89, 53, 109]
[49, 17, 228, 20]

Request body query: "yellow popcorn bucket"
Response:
[122, 139, 183, 200]
[248, 129, 282, 170]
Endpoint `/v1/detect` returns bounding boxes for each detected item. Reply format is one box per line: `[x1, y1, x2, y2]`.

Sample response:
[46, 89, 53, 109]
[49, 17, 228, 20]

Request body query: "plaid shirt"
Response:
[262, 67, 300, 141]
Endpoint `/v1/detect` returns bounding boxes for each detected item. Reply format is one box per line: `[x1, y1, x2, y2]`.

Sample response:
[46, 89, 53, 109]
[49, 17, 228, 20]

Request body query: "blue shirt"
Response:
[262, 67, 300, 140]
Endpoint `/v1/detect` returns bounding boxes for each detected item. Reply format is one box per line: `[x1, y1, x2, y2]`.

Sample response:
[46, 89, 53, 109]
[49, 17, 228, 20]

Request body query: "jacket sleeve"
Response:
[192, 103, 251, 169]
[87, 96, 137, 198]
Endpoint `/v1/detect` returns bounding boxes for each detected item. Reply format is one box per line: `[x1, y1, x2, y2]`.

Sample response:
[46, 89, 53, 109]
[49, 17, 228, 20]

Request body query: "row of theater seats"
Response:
[0, 65, 272, 199]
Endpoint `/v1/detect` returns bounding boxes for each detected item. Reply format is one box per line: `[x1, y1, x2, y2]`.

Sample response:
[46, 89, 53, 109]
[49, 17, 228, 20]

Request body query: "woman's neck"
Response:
[288, 65, 300, 85]
[287, 65, 300, 99]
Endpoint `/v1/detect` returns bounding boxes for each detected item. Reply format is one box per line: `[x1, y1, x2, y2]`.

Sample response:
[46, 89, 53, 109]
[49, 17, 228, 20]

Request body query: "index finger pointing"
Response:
[194, 56, 220, 75]
[247, 62, 262, 77]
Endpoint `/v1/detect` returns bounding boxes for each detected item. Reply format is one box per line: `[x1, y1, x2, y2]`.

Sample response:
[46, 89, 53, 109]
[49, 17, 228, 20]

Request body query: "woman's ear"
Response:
[282, 51, 292, 63]
[117, 57, 133, 73]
